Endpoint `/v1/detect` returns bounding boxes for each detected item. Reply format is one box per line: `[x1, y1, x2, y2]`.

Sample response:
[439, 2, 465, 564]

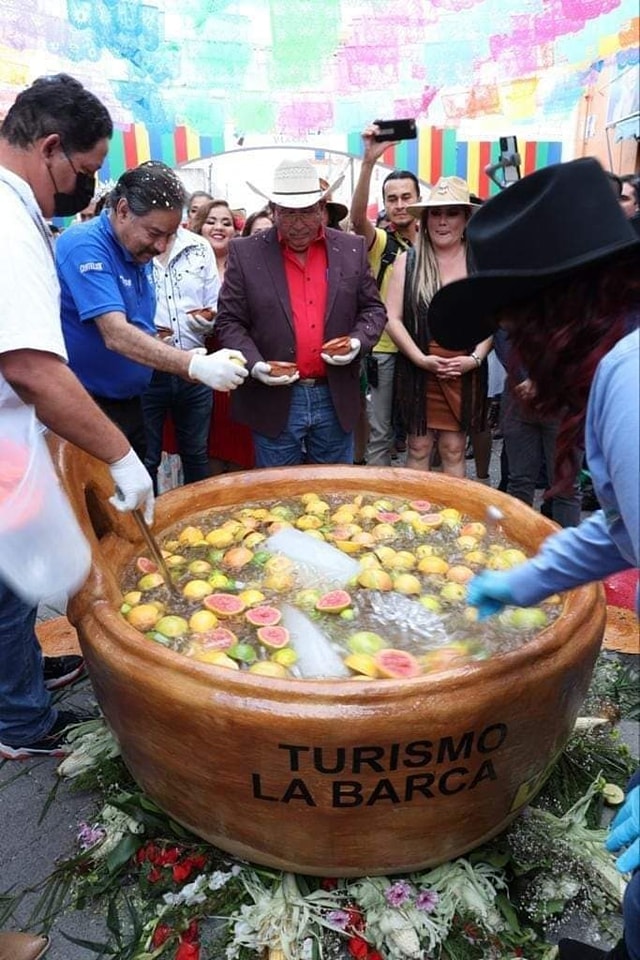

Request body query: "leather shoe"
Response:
[0, 932, 50, 960]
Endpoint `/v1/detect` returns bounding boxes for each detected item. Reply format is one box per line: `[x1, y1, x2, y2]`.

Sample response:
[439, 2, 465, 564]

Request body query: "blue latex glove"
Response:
[605, 785, 640, 873]
[467, 571, 516, 620]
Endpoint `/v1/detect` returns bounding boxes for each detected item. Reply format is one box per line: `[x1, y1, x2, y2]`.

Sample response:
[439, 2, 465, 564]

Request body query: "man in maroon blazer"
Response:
[214, 158, 388, 467]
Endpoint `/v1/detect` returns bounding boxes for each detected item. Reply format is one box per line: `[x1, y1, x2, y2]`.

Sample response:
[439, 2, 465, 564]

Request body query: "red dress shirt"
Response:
[281, 231, 328, 378]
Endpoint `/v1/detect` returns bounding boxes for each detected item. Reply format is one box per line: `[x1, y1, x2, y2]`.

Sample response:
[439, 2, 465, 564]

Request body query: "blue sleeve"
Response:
[56, 226, 126, 321]
[493, 328, 527, 383]
[506, 511, 632, 606]
[493, 329, 511, 369]
[587, 332, 639, 572]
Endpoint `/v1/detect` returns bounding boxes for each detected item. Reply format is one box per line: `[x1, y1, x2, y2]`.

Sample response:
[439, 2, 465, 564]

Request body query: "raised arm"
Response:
[349, 125, 390, 249]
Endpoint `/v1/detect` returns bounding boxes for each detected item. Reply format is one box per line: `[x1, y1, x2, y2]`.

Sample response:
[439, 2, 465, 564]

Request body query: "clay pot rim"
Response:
[73, 464, 603, 701]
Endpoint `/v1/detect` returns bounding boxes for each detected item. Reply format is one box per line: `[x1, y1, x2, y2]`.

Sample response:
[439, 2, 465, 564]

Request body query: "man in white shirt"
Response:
[142, 225, 220, 491]
[0, 74, 152, 759]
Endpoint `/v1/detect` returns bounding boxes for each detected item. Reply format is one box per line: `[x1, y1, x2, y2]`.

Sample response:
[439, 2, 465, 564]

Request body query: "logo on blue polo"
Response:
[79, 261, 103, 274]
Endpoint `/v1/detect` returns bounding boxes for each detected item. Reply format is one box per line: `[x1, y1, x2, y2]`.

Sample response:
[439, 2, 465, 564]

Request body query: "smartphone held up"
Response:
[373, 118, 417, 143]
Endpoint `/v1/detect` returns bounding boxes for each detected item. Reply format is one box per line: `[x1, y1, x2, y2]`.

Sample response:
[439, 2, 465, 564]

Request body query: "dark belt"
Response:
[296, 377, 328, 387]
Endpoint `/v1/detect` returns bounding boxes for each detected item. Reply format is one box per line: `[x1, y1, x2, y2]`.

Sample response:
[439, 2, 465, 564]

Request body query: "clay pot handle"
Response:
[47, 434, 138, 615]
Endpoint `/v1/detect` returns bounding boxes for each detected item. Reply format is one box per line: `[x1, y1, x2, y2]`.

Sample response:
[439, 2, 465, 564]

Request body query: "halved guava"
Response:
[245, 605, 282, 626]
[203, 593, 245, 617]
[315, 589, 352, 613]
[256, 625, 290, 648]
[373, 648, 421, 679]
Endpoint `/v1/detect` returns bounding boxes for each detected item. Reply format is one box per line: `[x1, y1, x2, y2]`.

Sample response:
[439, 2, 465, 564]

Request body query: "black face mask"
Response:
[52, 171, 96, 218]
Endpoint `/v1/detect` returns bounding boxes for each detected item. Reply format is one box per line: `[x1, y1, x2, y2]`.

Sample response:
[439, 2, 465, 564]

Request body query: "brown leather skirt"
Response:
[424, 341, 464, 432]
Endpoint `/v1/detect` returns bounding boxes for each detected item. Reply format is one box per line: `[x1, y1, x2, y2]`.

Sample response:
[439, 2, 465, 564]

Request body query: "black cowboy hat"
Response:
[428, 157, 639, 350]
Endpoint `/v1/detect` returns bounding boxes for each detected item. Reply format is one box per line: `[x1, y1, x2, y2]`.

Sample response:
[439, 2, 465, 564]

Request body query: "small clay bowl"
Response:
[267, 361, 298, 376]
[186, 307, 216, 322]
[322, 336, 352, 356]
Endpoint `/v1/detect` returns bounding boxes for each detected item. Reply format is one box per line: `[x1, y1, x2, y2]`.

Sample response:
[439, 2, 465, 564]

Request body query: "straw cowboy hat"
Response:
[319, 177, 348, 223]
[247, 158, 344, 209]
[406, 176, 476, 218]
[428, 158, 639, 351]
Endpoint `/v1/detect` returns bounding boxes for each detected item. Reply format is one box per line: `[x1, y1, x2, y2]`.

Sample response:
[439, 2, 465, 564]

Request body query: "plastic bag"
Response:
[0, 403, 91, 603]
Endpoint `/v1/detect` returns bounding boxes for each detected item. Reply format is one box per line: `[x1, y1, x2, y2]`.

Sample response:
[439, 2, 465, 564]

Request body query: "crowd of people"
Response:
[0, 73, 638, 960]
[28, 111, 640, 509]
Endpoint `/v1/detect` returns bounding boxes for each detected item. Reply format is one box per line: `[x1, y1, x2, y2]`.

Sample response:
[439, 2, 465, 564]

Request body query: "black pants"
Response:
[90, 394, 147, 462]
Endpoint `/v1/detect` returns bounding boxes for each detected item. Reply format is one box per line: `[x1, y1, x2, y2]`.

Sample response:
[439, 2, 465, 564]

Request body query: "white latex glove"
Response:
[188, 348, 248, 391]
[251, 361, 300, 386]
[186, 313, 216, 335]
[321, 338, 361, 366]
[108, 448, 155, 524]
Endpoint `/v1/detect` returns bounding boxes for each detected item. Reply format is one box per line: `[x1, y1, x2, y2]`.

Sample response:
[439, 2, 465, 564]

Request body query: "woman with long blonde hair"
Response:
[385, 177, 492, 476]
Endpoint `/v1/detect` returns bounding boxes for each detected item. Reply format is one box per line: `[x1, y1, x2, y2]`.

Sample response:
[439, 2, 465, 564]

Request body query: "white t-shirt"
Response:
[0, 168, 67, 411]
[152, 227, 221, 351]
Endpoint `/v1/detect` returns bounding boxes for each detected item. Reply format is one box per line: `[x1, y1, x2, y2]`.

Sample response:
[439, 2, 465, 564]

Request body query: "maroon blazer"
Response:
[214, 226, 388, 438]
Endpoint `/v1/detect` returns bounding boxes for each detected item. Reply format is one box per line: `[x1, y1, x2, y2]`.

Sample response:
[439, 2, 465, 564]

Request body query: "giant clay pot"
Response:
[52, 439, 605, 877]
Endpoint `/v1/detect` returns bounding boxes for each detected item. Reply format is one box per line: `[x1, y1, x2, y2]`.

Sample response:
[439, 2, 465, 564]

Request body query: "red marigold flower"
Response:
[172, 861, 194, 884]
[347, 935, 370, 959]
[175, 942, 199, 960]
[151, 923, 173, 948]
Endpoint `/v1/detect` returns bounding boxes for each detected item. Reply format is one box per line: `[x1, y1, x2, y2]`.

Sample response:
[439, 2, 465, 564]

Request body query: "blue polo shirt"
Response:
[56, 211, 156, 398]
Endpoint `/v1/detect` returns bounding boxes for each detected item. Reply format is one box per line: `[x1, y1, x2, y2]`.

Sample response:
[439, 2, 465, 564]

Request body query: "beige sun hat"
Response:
[247, 158, 344, 210]
[406, 176, 476, 218]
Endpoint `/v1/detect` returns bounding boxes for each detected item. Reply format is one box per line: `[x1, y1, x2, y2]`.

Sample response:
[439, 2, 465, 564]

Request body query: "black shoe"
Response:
[558, 938, 630, 960]
[43, 655, 84, 691]
[0, 708, 94, 760]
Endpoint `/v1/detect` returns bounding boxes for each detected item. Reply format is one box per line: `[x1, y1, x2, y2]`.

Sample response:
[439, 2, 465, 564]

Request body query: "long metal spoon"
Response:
[132, 508, 180, 596]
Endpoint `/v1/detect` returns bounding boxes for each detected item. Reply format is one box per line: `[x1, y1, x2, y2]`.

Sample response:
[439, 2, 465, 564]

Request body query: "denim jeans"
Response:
[141, 372, 213, 493]
[365, 352, 397, 466]
[0, 577, 54, 746]
[252, 383, 354, 467]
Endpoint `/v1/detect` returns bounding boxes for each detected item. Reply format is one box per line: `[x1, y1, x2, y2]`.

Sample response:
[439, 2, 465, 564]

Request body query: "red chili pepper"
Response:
[157, 846, 181, 866]
[175, 942, 199, 960]
[145, 843, 160, 864]
[346, 907, 365, 933]
[321, 877, 338, 890]
[151, 922, 173, 948]
[172, 861, 194, 884]
[347, 935, 370, 959]
[182, 920, 199, 943]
